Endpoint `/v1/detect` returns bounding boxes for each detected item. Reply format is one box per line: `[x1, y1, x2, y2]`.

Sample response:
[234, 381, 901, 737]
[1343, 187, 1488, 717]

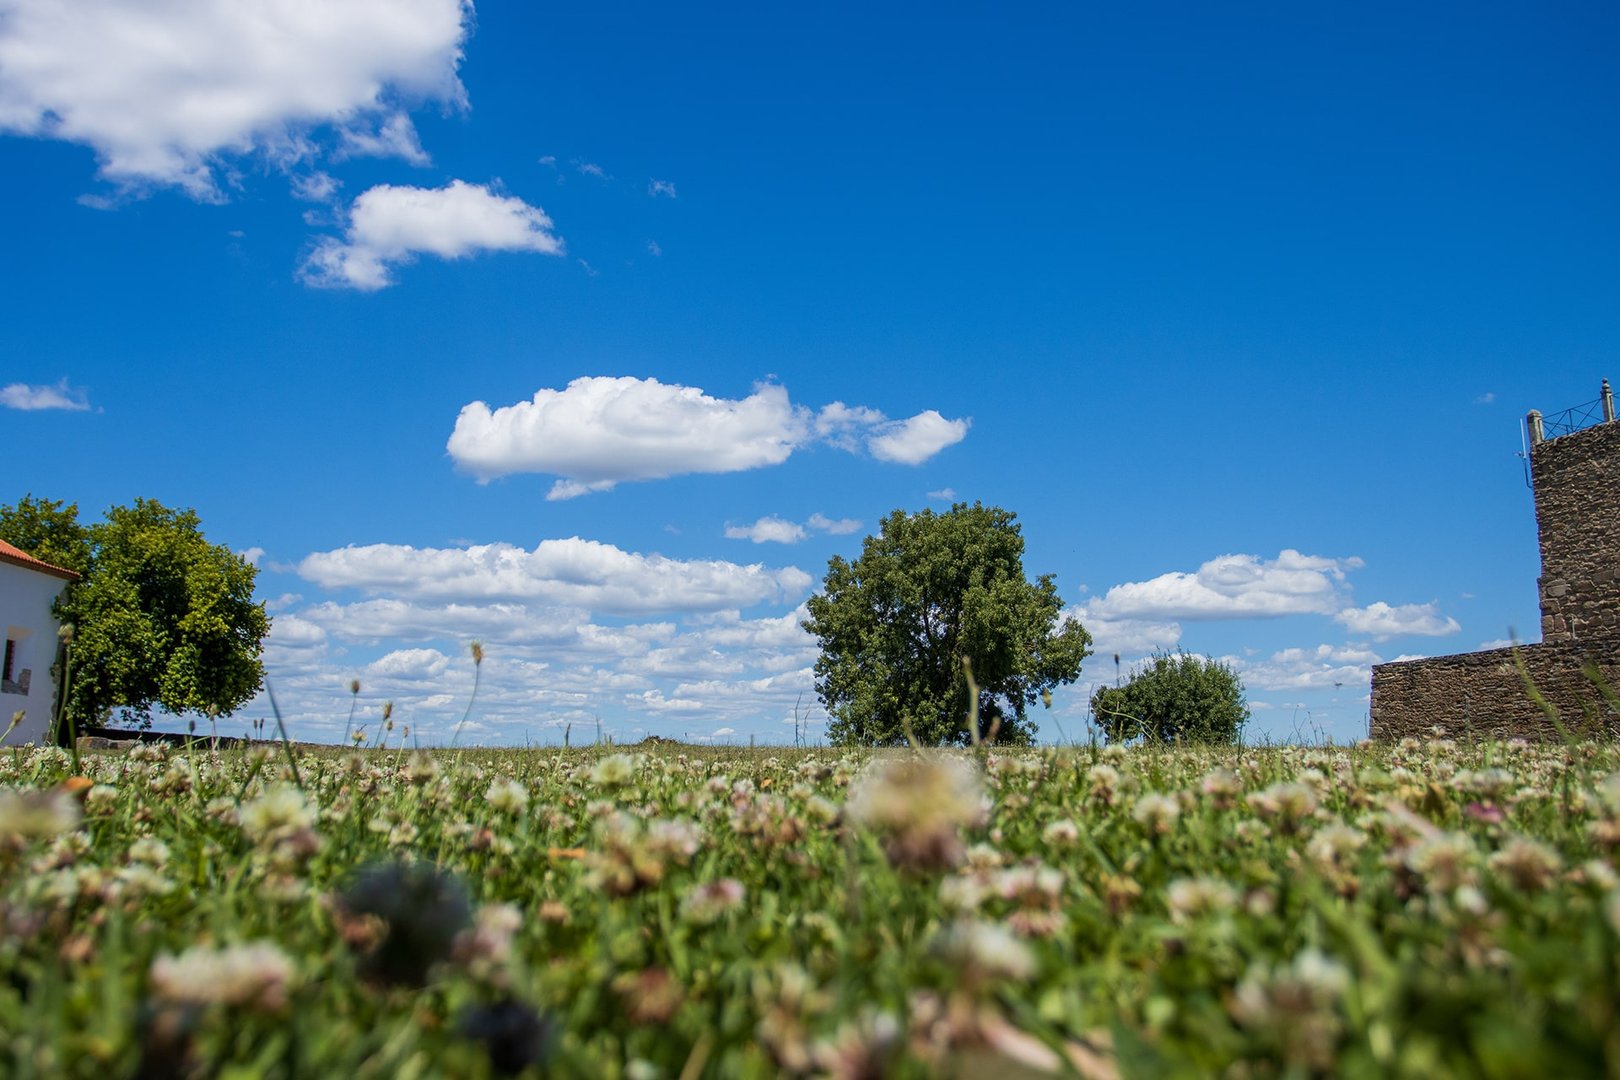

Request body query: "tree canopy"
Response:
[802, 502, 1091, 747]
[0, 495, 269, 732]
[1090, 650, 1249, 745]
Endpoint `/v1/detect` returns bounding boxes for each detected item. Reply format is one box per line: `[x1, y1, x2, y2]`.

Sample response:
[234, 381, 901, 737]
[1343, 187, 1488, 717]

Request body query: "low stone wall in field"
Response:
[1370, 644, 1620, 742]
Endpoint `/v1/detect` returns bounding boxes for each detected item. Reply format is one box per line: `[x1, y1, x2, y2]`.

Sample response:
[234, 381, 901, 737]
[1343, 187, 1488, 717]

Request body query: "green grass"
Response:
[0, 736, 1616, 1077]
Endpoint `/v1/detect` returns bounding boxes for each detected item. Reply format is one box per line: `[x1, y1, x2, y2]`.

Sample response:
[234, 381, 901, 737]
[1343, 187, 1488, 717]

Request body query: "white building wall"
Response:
[0, 561, 70, 745]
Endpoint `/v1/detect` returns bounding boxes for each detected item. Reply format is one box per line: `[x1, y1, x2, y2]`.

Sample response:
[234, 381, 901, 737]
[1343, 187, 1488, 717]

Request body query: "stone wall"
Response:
[1370, 406, 1619, 741]
[1533, 420, 1620, 646]
[1370, 645, 1620, 742]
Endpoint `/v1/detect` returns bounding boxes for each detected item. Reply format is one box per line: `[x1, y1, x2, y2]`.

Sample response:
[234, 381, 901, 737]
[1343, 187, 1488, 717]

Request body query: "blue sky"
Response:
[4, 1, 1617, 746]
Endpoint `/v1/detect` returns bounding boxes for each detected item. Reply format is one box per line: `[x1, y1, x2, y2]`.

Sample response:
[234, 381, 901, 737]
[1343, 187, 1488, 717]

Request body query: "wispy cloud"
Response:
[648, 178, 677, 198]
[1, 378, 91, 412]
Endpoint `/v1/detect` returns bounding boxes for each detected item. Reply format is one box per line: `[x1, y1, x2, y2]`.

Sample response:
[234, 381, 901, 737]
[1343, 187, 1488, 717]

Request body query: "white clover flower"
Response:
[591, 753, 641, 788]
[484, 777, 529, 815]
[1306, 824, 1366, 873]
[930, 920, 1037, 984]
[1488, 837, 1562, 893]
[1132, 793, 1180, 835]
[1042, 818, 1081, 845]
[847, 756, 985, 834]
[680, 877, 747, 925]
[127, 837, 170, 868]
[238, 783, 315, 845]
[149, 941, 296, 1011]
[0, 787, 81, 841]
[1166, 876, 1238, 924]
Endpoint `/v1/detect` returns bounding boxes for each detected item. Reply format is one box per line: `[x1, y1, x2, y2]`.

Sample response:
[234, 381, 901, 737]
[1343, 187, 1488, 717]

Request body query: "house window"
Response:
[1, 638, 27, 696]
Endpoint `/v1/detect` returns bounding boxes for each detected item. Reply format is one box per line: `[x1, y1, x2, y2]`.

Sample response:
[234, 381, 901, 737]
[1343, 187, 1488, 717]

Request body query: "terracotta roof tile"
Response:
[0, 539, 80, 581]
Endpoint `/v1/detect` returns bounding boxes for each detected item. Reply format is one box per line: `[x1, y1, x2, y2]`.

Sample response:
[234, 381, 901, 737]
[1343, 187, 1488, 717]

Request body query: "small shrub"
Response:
[1092, 650, 1248, 744]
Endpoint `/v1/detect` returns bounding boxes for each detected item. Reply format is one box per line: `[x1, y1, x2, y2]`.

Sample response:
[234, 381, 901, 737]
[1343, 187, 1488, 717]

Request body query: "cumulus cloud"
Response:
[1235, 644, 1382, 693]
[1334, 601, 1461, 640]
[0, 0, 470, 199]
[725, 517, 807, 545]
[297, 537, 812, 615]
[300, 180, 563, 290]
[450, 378, 808, 496]
[448, 377, 968, 497]
[866, 410, 971, 464]
[0, 379, 90, 411]
[365, 647, 452, 681]
[1089, 550, 1362, 621]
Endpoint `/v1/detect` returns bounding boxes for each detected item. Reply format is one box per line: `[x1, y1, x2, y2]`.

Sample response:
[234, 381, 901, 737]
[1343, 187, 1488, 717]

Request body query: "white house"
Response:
[0, 539, 78, 745]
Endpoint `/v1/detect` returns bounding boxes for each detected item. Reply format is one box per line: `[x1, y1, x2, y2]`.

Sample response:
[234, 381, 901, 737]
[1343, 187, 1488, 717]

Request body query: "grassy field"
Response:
[0, 735, 1616, 1078]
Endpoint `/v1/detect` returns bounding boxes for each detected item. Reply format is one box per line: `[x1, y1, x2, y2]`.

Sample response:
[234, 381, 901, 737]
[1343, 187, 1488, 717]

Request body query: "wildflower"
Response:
[485, 777, 529, 815]
[455, 903, 523, 984]
[1132, 793, 1180, 835]
[84, 784, 119, 816]
[0, 786, 81, 841]
[612, 967, 684, 1024]
[1086, 764, 1123, 806]
[846, 755, 985, 872]
[1228, 949, 1349, 1070]
[1200, 767, 1243, 810]
[127, 837, 170, 868]
[1246, 781, 1319, 832]
[811, 1010, 903, 1080]
[149, 941, 295, 1012]
[238, 783, 315, 845]
[680, 878, 747, 925]
[590, 753, 640, 788]
[929, 919, 1037, 985]
[1488, 837, 1562, 893]
[1042, 818, 1081, 846]
[1165, 876, 1238, 924]
[995, 864, 1067, 937]
[1405, 832, 1478, 895]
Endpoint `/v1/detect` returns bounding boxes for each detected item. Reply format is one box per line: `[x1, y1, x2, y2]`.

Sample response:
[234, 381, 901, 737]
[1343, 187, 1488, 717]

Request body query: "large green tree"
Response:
[803, 502, 1091, 747]
[1090, 650, 1249, 745]
[0, 495, 269, 731]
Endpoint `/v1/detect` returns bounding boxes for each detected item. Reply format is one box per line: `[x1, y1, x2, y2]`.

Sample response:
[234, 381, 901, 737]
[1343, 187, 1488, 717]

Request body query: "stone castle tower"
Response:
[1370, 380, 1620, 740]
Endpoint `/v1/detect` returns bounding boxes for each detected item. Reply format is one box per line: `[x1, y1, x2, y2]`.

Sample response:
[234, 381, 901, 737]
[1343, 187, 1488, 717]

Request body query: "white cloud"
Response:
[807, 513, 862, 535]
[648, 178, 677, 198]
[1334, 601, 1460, 640]
[0, 0, 470, 199]
[1474, 392, 1496, 405]
[297, 537, 812, 615]
[300, 180, 563, 290]
[867, 410, 971, 464]
[290, 171, 340, 203]
[928, 488, 957, 501]
[365, 648, 451, 681]
[725, 517, 808, 544]
[1072, 606, 1183, 662]
[337, 112, 431, 165]
[447, 377, 968, 497]
[1089, 550, 1361, 621]
[238, 547, 266, 567]
[815, 403, 968, 463]
[448, 377, 810, 495]
[1, 378, 90, 411]
[1236, 644, 1382, 693]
